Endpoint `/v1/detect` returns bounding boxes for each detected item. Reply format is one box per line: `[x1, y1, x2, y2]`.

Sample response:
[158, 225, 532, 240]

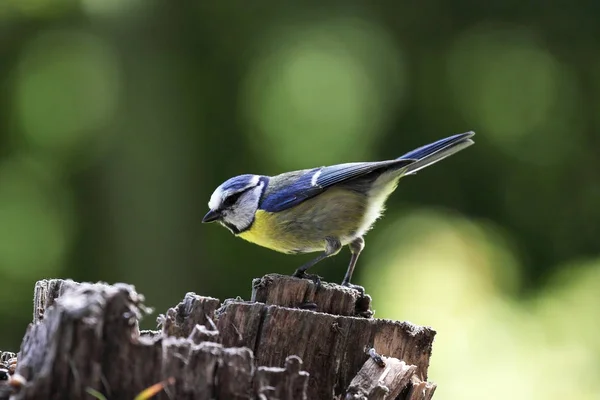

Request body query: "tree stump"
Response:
[1, 274, 437, 399]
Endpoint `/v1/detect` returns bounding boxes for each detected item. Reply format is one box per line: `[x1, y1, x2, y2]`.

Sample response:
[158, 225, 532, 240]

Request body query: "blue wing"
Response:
[259, 159, 415, 212]
[259, 131, 475, 213]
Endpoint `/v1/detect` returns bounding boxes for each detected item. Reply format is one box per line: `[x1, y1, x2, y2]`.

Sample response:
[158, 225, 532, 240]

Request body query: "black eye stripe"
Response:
[223, 191, 245, 207]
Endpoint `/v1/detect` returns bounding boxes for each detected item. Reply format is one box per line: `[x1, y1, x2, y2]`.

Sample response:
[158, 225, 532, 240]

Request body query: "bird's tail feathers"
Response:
[398, 131, 475, 175]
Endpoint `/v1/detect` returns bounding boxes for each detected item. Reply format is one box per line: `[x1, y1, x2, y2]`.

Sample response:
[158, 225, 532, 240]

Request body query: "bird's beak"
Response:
[202, 209, 220, 223]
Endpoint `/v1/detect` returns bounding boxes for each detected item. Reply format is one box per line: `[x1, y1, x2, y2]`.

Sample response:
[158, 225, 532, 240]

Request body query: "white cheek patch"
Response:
[223, 182, 264, 232]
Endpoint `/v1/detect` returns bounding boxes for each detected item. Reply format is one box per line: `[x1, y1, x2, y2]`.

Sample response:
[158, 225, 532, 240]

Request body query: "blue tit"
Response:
[202, 131, 475, 288]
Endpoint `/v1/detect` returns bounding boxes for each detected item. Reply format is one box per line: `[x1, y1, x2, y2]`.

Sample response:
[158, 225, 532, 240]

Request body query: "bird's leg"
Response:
[293, 237, 342, 285]
[342, 236, 366, 293]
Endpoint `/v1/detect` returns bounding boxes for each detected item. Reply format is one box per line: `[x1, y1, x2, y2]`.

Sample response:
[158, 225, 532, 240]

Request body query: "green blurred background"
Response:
[1, 1, 599, 398]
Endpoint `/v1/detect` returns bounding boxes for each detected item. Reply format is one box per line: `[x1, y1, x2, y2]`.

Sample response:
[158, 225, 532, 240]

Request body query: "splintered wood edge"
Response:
[251, 273, 373, 317]
[33, 279, 80, 323]
[405, 375, 437, 400]
[255, 355, 310, 399]
[346, 356, 415, 399]
[157, 292, 221, 338]
[347, 356, 437, 400]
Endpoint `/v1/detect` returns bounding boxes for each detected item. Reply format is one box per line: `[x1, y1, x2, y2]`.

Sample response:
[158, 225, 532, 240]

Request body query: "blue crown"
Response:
[219, 174, 258, 192]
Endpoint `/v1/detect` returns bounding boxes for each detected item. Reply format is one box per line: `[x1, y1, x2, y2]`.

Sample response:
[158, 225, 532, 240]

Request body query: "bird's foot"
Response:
[292, 270, 322, 288]
[342, 281, 365, 295]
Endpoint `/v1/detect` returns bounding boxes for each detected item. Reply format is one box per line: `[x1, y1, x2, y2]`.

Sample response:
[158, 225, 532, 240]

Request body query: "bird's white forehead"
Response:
[208, 175, 260, 210]
[208, 187, 224, 210]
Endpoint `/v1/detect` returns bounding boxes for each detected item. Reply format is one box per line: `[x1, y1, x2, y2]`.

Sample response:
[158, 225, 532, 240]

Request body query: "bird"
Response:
[202, 131, 475, 289]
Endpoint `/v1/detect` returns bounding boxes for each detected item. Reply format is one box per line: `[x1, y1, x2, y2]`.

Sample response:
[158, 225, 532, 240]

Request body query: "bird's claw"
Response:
[342, 282, 365, 295]
[292, 271, 322, 288]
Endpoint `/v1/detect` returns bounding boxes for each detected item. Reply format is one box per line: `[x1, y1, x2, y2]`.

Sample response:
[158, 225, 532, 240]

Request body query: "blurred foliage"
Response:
[0, 1, 599, 398]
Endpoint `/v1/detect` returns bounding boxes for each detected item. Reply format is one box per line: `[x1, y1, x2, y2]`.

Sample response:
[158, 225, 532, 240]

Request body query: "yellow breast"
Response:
[238, 210, 301, 254]
[236, 187, 368, 254]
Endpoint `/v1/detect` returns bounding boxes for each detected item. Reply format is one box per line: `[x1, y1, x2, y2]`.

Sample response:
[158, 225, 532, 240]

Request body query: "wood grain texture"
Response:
[215, 300, 435, 399]
[346, 357, 416, 399]
[251, 273, 373, 317]
[32, 279, 80, 323]
[255, 355, 309, 400]
[221, 274, 435, 399]
[158, 292, 221, 338]
[403, 376, 437, 400]
[11, 281, 308, 400]
[2, 274, 438, 400]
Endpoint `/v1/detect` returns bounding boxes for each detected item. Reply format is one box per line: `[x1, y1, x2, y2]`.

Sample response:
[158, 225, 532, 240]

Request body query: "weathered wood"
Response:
[216, 301, 435, 399]
[0, 352, 16, 399]
[255, 355, 309, 400]
[0, 352, 16, 365]
[402, 376, 437, 400]
[188, 324, 220, 344]
[251, 273, 373, 317]
[216, 275, 436, 399]
[4, 275, 437, 399]
[346, 356, 416, 399]
[32, 279, 80, 323]
[161, 338, 256, 400]
[158, 292, 221, 338]
[10, 281, 309, 400]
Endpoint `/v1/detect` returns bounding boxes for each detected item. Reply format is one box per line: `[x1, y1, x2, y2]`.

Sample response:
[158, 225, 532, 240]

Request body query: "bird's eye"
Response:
[223, 191, 244, 207]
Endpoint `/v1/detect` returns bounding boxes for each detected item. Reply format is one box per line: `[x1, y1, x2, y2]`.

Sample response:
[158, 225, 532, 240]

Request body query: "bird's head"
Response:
[202, 174, 267, 234]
